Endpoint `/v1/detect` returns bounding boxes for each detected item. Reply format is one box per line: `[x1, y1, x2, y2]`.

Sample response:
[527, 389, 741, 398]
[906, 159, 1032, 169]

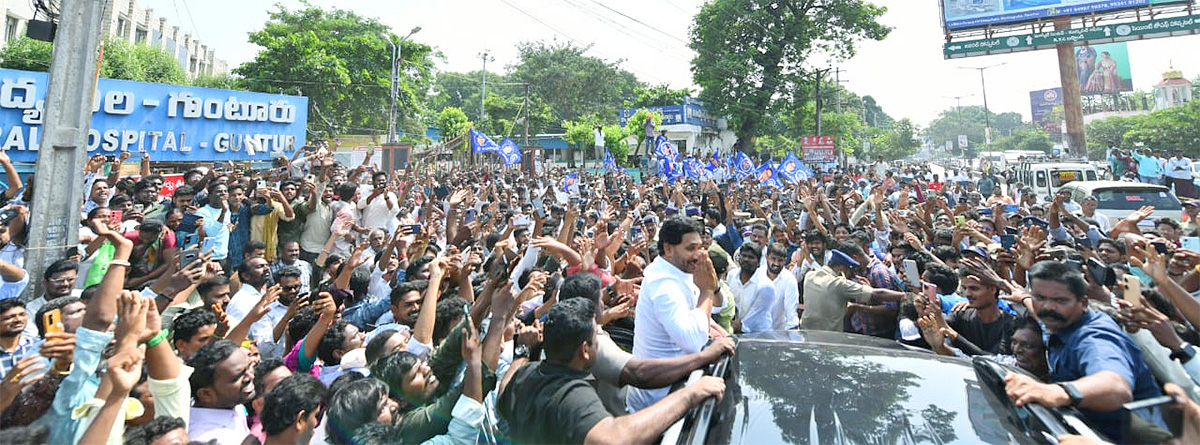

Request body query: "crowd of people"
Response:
[0, 145, 1198, 444]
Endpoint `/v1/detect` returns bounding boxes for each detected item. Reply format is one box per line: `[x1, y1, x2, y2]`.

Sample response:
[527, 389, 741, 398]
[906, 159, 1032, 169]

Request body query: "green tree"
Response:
[991, 128, 1054, 154]
[625, 83, 691, 109]
[871, 118, 920, 161]
[191, 73, 242, 90]
[0, 37, 53, 71]
[131, 43, 186, 84]
[434, 106, 472, 155]
[235, 3, 437, 138]
[1124, 100, 1200, 156]
[689, 0, 890, 155]
[926, 105, 989, 154]
[2, 36, 188, 85]
[509, 40, 639, 123]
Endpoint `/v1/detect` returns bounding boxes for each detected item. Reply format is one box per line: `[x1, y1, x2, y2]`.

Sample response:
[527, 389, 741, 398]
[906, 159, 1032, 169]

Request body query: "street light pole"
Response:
[383, 26, 421, 144]
[958, 63, 1005, 149]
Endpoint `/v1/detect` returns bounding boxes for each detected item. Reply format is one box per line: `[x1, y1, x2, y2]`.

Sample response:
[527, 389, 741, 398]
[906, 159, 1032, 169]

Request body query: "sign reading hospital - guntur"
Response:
[0, 68, 309, 162]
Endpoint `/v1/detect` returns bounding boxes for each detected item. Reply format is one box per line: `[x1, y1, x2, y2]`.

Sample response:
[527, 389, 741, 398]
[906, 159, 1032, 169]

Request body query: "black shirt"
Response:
[946, 308, 1022, 356]
[498, 361, 611, 444]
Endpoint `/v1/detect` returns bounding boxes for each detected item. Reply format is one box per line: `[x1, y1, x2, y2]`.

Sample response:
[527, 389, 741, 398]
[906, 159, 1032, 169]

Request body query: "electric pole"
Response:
[25, 0, 106, 299]
[524, 83, 531, 173]
[479, 51, 493, 123]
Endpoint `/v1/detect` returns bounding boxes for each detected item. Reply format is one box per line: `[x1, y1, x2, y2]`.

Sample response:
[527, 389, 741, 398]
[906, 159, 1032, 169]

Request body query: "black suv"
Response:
[662, 330, 1106, 444]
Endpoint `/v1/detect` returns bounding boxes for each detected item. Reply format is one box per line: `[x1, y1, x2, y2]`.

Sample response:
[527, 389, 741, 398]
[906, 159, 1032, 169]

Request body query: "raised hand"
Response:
[0, 355, 45, 411]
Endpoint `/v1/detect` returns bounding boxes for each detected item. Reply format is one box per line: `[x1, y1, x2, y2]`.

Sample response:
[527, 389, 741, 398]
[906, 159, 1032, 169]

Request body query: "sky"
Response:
[145, 0, 1200, 126]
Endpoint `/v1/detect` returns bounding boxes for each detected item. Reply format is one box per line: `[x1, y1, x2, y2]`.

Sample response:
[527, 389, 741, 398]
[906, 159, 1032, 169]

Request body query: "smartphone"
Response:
[1004, 226, 1021, 235]
[1122, 395, 1177, 412]
[177, 213, 200, 234]
[1183, 236, 1200, 252]
[133, 203, 145, 213]
[42, 308, 63, 335]
[489, 254, 509, 280]
[631, 226, 644, 241]
[1064, 259, 1082, 272]
[463, 303, 474, 331]
[108, 210, 123, 226]
[179, 248, 200, 269]
[0, 208, 17, 225]
[104, 155, 116, 163]
[922, 281, 939, 304]
[256, 180, 268, 190]
[181, 232, 199, 248]
[1123, 275, 1142, 308]
[902, 259, 921, 290]
[1002, 204, 1019, 213]
[954, 215, 966, 226]
[406, 224, 422, 234]
[201, 237, 218, 255]
[1087, 258, 1107, 284]
[535, 207, 548, 219]
[1151, 241, 1169, 255]
[1074, 236, 1092, 250]
[999, 234, 1016, 250]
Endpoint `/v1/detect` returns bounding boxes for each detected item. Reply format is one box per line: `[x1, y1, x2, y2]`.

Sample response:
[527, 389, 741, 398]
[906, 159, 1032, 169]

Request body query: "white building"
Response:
[0, 0, 227, 78]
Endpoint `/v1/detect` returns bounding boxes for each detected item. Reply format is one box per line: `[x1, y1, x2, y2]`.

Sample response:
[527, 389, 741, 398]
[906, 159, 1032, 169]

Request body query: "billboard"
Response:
[1029, 87, 1063, 131]
[1075, 42, 1133, 95]
[943, 0, 1186, 31]
[944, 14, 1200, 58]
[801, 135, 835, 163]
[619, 96, 719, 129]
[0, 68, 308, 163]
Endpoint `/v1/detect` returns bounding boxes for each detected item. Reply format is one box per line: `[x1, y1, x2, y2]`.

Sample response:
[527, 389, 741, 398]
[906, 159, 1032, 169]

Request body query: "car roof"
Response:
[1059, 180, 1170, 192]
[701, 331, 1045, 444]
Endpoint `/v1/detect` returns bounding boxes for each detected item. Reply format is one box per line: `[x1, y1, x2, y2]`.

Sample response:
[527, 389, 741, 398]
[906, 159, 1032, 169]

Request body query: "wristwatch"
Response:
[513, 344, 531, 360]
[1056, 382, 1084, 407]
[1169, 342, 1197, 364]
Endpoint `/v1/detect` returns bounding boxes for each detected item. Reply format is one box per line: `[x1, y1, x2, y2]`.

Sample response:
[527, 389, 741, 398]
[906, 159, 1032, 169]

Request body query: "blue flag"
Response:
[733, 151, 755, 178]
[705, 148, 722, 173]
[756, 161, 784, 189]
[795, 158, 815, 181]
[778, 152, 803, 184]
[683, 157, 703, 181]
[603, 150, 620, 172]
[655, 135, 678, 161]
[498, 137, 522, 165]
[469, 129, 499, 153]
[561, 172, 579, 192]
[661, 158, 681, 183]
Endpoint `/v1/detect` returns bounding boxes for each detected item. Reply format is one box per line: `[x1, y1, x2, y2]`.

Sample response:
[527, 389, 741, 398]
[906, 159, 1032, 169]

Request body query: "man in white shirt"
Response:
[763, 242, 800, 330]
[224, 257, 270, 328]
[1166, 150, 1196, 198]
[725, 242, 776, 333]
[358, 171, 399, 232]
[628, 217, 721, 413]
[187, 340, 256, 445]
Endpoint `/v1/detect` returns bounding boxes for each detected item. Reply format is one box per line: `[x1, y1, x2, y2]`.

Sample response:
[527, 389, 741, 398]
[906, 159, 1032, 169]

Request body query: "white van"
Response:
[1058, 181, 1182, 228]
[1015, 161, 1100, 202]
[975, 151, 1006, 172]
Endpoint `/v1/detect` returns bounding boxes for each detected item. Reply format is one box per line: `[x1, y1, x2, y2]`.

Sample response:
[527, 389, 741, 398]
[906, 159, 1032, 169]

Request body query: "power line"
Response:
[178, 0, 204, 43]
[589, 0, 689, 45]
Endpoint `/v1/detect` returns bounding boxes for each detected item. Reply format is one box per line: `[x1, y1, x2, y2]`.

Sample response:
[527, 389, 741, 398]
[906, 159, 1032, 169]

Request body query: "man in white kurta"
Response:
[627, 217, 720, 413]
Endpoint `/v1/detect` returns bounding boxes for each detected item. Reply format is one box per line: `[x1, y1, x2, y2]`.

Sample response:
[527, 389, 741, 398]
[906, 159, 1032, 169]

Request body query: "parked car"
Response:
[1057, 181, 1183, 228]
[662, 330, 1105, 444]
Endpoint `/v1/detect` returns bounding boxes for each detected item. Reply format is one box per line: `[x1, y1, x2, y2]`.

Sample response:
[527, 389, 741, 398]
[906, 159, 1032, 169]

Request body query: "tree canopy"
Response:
[508, 40, 639, 124]
[234, 4, 437, 139]
[689, 0, 890, 155]
[0, 37, 185, 84]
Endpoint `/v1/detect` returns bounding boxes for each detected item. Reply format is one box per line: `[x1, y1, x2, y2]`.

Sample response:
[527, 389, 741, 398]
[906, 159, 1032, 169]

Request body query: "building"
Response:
[1153, 68, 1193, 111]
[0, 0, 227, 78]
[619, 96, 737, 160]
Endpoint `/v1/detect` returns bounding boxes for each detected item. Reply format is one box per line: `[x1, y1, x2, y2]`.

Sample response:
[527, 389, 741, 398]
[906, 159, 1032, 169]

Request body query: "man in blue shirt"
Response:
[1130, 148, 1163, 185]
[1004, 261, 1168, 443]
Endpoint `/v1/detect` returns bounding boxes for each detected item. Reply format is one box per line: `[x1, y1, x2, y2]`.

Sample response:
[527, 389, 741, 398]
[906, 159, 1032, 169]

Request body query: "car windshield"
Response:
[1093, 188, 1182, 211]
[707, 339, 1031, 444]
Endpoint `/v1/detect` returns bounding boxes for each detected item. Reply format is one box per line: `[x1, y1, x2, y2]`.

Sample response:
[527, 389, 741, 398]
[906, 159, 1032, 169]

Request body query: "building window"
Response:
[189, 58, 197, 73]
[116, 17, 127, 37]
[5, 16, 18, 41]
[135, 28, 147, 43]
